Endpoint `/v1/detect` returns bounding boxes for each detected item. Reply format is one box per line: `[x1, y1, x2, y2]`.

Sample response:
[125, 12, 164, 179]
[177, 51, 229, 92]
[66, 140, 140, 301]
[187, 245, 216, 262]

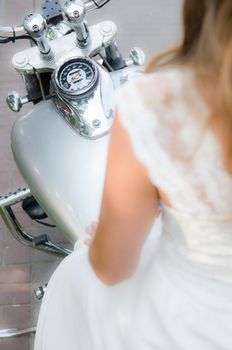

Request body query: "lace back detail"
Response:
[114, 68, 232, 217]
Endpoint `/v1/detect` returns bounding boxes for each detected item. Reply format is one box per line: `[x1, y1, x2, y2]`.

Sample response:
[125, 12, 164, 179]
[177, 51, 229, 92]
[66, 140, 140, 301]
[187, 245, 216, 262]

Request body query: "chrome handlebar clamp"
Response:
[63, 0, 89, 47]
[63, 0, 111, 47]
[23, 13, 54, 60]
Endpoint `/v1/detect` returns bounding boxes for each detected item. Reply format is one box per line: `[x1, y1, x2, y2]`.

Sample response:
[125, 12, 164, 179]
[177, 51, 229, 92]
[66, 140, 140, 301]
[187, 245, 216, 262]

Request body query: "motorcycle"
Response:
[0, 0, 145, 339]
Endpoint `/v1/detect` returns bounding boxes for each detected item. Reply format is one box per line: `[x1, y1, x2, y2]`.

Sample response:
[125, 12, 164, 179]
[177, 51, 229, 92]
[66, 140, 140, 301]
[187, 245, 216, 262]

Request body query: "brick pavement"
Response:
[0, 1, 64, 349]
[0, 1, 181, 349]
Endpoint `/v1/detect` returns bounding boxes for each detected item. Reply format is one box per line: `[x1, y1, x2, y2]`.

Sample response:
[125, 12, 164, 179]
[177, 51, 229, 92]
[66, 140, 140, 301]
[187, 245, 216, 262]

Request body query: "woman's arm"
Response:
[89, 114, 160, 285]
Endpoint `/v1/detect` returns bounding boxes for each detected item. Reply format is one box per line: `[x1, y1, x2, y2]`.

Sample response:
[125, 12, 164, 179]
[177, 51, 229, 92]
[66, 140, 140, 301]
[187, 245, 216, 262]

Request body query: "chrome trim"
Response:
[126, 47, 146, 67]
[85, 0, 111, 12]
[12, 21, 117, 74]
[34, 284, 47, 300]
[53, 56, 99, 97]
[93, 0, 111, 6]
[0, 25, 26, 38]
[6, 91, 30, 113]
[63, 0, 86, 24]
[84, 2, 96, 11]
[0, 188, 71, 256]
[23, 13, 54, 59]
[52, 58, 114, 139]
[63, 0, 89, 47]
[0, 1, 111, 42]
[0, 187, 31, 207]
[0, 327, 36, 338]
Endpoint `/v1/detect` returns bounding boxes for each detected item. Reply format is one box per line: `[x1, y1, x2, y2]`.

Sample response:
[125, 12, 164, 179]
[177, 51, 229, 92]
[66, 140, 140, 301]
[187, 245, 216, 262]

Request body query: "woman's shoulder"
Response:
[115, 66, 209, 159]
[114, 66, 198, 111]
[115, 66, 208, 123]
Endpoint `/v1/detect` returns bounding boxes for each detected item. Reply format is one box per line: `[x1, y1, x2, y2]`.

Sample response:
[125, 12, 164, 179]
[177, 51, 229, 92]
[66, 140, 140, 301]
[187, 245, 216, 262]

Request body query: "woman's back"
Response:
[116, 67, 232, 217]
[115, 67, 232, 290]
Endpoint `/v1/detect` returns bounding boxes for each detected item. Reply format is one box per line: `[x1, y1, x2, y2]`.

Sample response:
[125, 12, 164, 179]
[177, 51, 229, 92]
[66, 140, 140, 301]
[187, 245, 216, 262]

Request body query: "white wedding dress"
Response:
[34, 68, 232, 350]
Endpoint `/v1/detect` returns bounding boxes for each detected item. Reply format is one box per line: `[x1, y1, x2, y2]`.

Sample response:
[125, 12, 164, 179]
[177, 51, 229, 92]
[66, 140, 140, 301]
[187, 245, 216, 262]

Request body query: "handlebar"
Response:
[0, 25, 26, 38]
[0, 0, 111, 39]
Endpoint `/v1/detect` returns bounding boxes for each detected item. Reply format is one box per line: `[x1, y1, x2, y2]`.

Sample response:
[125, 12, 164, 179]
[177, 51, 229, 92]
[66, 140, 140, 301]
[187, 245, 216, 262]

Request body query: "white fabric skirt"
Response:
[34, 217, 232, 350]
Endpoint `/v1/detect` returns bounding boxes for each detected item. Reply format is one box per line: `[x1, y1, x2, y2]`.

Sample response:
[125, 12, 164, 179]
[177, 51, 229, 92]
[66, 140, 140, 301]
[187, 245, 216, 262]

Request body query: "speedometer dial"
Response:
[54, 57, 98, 96]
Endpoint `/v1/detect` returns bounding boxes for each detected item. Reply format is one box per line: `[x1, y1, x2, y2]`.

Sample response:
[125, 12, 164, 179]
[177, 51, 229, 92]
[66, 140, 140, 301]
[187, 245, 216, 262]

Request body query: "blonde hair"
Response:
[146, 0, 232, 156]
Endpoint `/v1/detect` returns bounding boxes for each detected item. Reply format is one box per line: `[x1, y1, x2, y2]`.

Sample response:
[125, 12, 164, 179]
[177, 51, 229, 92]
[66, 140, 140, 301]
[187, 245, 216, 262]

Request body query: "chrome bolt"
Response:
[32, 24, 39, 32]
[92, 119, 101, 128]
[73, 10, 79, 18]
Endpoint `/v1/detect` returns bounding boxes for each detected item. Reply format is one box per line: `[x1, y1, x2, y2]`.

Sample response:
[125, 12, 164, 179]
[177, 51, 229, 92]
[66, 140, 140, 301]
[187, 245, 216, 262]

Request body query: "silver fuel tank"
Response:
[11, 67, 141, 244]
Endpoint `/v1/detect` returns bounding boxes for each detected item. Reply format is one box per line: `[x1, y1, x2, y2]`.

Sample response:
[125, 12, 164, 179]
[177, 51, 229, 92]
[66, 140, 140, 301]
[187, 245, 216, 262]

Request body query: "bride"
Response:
[34, 1, 232, 349]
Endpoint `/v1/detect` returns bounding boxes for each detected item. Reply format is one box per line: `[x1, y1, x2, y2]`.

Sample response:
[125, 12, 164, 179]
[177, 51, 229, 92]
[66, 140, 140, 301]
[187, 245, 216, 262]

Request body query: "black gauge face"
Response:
[55, 57, 98, 95]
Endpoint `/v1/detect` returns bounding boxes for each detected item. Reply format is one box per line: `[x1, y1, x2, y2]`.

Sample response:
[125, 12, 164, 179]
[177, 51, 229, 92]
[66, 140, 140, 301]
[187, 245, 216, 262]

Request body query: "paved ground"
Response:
[0, 1, 181, 349]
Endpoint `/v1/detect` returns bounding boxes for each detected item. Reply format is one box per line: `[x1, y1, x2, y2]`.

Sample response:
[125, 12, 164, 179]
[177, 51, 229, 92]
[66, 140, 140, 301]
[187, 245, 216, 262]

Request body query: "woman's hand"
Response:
[84, 220, 99, 247]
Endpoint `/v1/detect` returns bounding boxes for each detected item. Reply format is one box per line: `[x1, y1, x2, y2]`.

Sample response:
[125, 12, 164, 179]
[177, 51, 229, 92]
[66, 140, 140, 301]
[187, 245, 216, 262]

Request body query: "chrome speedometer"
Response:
[54, 57, 99, 96]
[52, 55, 115, 140]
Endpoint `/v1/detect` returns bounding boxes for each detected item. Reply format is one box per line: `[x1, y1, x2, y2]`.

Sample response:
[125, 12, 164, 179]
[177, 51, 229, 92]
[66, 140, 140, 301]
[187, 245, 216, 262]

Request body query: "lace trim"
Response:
[114, 68, 232, 217]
